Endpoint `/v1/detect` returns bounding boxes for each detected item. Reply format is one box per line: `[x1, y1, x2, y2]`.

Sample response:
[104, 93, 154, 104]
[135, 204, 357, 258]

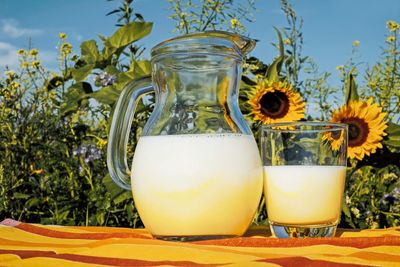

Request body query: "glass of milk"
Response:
[260, 122, 348, 238]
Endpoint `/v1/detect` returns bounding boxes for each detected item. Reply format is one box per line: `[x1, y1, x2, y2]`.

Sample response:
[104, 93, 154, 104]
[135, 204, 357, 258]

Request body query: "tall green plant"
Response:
[363, 21, 399, 123]
[167, 0, 257, 33]
[302, 60, 338, 120]
[0, 49, 123, 226]
[279, 0, 307, 91]
[0, 0, 154, 227]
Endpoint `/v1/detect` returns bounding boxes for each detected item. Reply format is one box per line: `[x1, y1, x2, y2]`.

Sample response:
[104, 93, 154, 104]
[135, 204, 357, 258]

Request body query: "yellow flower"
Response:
[322, 126, 346, 152]
[283, 38, 291, 45]
[5, 70, 16, 79]
[3, 90, 11, 101]
[61, 42, 73, 55]
[230, 18, 240, 28]
[59, 32, 67, 39]
[61, 43, 72, 50]
[387, 20, 399, 32]
[329, 99, 387, 160]
[387, 36, 396, 42]
[29, 48, 39, 57]
[49, 91, 57, 99]
[21, 62, 29, 69]
[336, 65, 345, 71]
[96, 138, 108, 148]
[367, 81, 377, 87]
[248, 80, 305, 124]
[31, 60, 40, 68]
[352, 40, 360, 47]
[17, 49, 26, 56]
[10, 81, 20, 90]
[249, 64, 259, 71]
[351, 207, 361, 218]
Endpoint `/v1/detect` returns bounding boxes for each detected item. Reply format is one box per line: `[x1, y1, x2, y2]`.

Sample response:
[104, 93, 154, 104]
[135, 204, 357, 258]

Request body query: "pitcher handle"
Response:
[107, 75, 153, 190]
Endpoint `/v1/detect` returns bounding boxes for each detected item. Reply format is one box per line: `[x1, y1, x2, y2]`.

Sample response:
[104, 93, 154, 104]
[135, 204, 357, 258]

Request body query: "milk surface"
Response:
[264, 165, 346, 225]
[131, 134, 263, 236]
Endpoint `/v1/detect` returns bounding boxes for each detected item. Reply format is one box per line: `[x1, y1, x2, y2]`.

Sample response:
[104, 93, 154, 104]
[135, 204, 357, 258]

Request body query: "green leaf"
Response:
[274, 27, 284, 71]
[102, 174, 131, 204]
[104, 65, 120, 75]
[300, 56, 309, 64]
[80, 40, 99, 64]
[44, 76, 64, 91]
[115, 72, 134, 90]
[386, 122, 400, 135]
[383, 122, 400, 148]
[61, 82, 92, 116]
[265, 28, 285, 82]
[58, 210, 70, 221]
[108, 22, 153, 52]
[13, 192, 30, 199]
[342, 200, 351, 218]
[265, 56, 283, 82]
[90, 85, 121, 105]
[71, 64, 94, 82]
[241, 76, 257, 87]
[113, 191, 132, 205]
[345, 72, 359, 105]
[106, 9, 120, 16]
[130, 60, 151, 78]
[44, 69, 73, 91]
[25, 198, 40, 208]
[96, 212, 105, 225]
[98, 34, 108, 43]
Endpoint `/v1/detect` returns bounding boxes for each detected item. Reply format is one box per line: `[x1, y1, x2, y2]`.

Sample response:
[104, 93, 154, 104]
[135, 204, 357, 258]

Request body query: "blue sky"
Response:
[0, 0, 399, 88]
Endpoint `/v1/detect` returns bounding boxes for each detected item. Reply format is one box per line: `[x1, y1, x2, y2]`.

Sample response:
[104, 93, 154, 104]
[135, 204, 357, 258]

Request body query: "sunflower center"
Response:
[343, 117, 369, 147]
[259, 91, 289, 119]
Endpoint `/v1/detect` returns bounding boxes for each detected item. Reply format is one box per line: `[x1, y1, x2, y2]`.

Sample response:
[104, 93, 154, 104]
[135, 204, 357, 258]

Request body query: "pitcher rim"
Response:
[151, 30, 256, 59]
[261, 122, 348, 133]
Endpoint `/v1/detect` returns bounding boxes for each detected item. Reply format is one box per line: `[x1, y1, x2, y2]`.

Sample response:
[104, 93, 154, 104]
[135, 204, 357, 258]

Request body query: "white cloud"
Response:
[0, 41, 57, 70]
[0, 42, 19, 69]
[1, 19, 42, 38]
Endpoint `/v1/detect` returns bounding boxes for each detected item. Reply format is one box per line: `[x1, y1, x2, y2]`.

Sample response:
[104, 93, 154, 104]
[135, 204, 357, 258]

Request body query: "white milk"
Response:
[131, 134, 263, 237]
[264, 165, 346, 225]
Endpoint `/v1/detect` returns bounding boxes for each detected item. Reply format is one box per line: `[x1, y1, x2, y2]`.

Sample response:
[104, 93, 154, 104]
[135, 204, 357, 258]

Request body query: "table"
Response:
[1, 219, 399, 266]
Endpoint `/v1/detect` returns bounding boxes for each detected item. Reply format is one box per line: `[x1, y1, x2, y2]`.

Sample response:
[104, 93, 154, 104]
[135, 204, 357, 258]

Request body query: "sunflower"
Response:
[322, 126, 346, 151]
[248, 80, 305, 124]
[329, 99, 387, 160]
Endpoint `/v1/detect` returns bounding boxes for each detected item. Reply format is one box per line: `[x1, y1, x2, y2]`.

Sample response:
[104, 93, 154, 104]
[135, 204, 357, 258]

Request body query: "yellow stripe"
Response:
[341, 228, 400, 238]
[75, 243, 262, 264]
[0, 228, 94, 246]
[0, 257, 106, 267]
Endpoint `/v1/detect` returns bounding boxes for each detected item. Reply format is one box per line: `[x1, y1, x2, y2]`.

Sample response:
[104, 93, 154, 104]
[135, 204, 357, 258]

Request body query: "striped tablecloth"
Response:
[0, 219, 399, 266]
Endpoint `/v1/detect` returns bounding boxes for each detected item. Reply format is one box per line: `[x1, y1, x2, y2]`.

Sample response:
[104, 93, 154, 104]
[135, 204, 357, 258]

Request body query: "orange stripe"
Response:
[258, 256, 366, 266]
[66, 226, 150, 235]
[350, 251, 400, 262]
[16, 223, 151, 240]
[0, 238, 87, 248]
[193, 236, 400, 249]
[0, 249, 219, 266]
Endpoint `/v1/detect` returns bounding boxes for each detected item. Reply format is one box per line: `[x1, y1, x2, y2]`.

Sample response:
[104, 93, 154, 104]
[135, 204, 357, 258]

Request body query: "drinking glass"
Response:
[260, 122, 348, 238]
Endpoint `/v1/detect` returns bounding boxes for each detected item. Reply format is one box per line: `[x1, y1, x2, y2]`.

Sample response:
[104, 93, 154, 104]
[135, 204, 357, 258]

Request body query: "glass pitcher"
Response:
[107, 31, 263, 241]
